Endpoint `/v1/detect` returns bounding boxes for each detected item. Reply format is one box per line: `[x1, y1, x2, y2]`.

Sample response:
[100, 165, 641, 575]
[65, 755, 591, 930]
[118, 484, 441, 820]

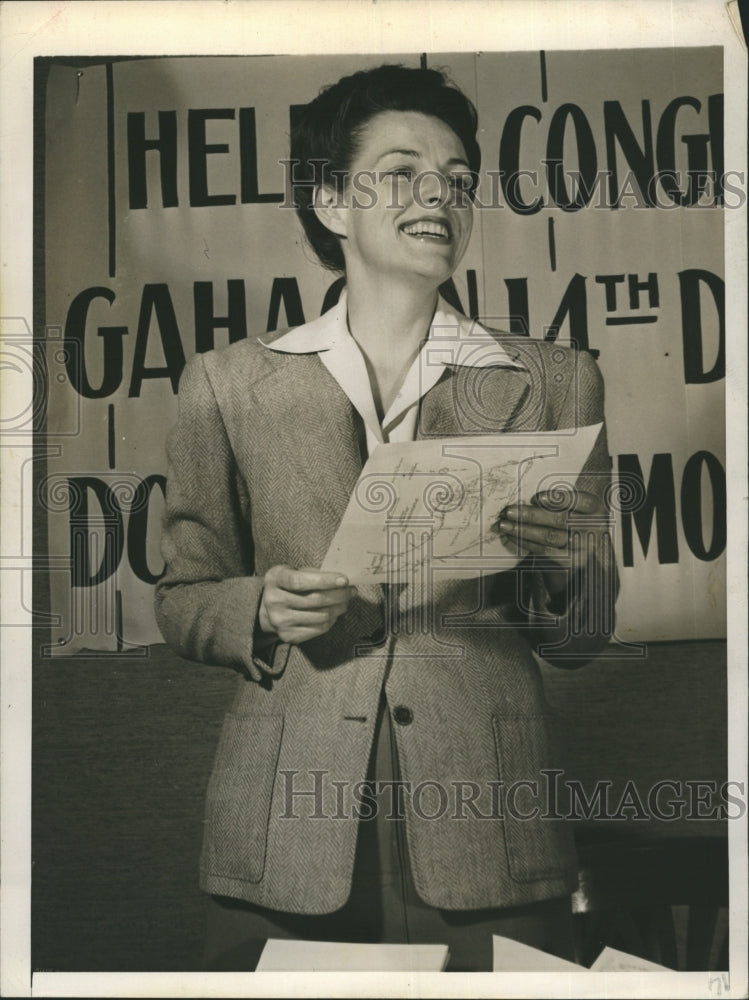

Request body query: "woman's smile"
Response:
[399, 217, 453, 241]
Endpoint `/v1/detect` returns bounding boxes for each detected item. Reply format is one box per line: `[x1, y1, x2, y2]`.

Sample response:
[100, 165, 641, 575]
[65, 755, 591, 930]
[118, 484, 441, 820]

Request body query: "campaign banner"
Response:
[41, 49, 726, 653]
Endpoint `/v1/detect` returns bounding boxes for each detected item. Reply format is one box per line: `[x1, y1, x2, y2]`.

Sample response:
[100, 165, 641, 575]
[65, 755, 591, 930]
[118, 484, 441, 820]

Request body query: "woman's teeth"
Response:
[402, 220, 450, 239]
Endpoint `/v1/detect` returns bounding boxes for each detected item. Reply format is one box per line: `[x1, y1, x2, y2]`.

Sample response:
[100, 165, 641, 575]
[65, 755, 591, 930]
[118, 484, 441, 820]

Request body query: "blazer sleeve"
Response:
[154, 353, 290, 681]
[524, 347, 620, 668]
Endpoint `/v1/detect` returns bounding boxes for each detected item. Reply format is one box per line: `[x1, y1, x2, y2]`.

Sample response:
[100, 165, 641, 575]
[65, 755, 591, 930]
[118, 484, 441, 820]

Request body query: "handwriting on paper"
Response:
[323, 424, 602, 584]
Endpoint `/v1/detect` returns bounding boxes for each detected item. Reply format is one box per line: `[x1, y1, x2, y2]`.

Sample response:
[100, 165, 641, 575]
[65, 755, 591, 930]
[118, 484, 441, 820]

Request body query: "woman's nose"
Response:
[413, 169, 450, 208]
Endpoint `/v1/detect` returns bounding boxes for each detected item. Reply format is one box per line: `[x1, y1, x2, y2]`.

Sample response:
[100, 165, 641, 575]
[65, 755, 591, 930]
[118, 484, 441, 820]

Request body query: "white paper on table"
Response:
[255, 938, 450, 971]
[323, 424, 602, 584]
[492, 935, 581, 971]
[590, 946, 670, 972]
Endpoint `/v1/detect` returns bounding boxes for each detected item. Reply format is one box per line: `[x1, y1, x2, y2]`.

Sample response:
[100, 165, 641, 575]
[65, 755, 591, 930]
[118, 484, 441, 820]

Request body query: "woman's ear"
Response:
[312, 184, 348, 238]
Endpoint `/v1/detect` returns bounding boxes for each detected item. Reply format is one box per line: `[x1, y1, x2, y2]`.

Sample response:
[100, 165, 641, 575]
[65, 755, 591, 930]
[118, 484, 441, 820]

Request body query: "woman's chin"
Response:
[390, 254, 461, 286]
[346, 245, 464, 289]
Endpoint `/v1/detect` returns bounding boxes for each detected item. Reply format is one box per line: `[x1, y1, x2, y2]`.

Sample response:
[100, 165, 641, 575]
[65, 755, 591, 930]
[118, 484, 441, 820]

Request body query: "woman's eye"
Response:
[388, 167, 414, 179]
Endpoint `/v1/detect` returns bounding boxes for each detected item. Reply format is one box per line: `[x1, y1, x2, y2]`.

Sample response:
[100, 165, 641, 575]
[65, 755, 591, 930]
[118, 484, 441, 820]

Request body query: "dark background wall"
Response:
[32, 638, 727, 972]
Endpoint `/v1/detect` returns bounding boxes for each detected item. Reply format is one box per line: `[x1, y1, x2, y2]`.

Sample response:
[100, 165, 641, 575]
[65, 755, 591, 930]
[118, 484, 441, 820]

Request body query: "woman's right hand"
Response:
[258, 565, 357, 644]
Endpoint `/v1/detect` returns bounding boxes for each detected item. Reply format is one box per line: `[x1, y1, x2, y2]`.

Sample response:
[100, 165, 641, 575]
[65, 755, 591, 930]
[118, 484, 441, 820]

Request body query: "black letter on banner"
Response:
[194, 281, 248, 352]
[188, 109, 237, 207]
[618, 454, 679, 566]
[682, 133, 711, 205]
[545, 273, 589, 351]
[656, 97, 701, 205]
[546, 104, 597, 210]
[628, 273, 659, 310]
[437, 274, 479, 320]
[127, 475, 167, 584]
[499, 106, 543, 214]
[604, 100, 656, 207]
[321, 276, 346, 315]
[129, 284, 186, 397]
[127, 111, 178, 209]
[708, 94, 724, 204]
[437, 279, 465, 315]
[239, 108, 285, 203]
[505, 278, 530, 336]
[266, 278, 305, 332]
[64, 287, 126, 398]
[68, 478, 124, 586]
[678, 269, 724, 384]
[681, 451, 726, 561]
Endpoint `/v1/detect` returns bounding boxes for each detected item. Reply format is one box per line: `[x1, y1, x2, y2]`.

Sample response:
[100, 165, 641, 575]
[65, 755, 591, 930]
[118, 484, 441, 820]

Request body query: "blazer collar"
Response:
[259, 289, 527, 372]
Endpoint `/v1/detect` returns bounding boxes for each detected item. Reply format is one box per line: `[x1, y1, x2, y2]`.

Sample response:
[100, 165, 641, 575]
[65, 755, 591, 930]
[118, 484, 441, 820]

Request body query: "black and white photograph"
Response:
[1, 1, 747, 996]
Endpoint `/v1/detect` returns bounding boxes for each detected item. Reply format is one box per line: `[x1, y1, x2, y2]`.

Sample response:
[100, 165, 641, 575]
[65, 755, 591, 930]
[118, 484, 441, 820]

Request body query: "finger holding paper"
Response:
[258, 565, 356, 644]
[495, 488, 610, 566]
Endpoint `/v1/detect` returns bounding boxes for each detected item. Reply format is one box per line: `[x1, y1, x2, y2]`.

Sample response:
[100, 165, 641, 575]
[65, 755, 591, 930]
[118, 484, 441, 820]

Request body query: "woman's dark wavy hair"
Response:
[289, 64, 481, 272]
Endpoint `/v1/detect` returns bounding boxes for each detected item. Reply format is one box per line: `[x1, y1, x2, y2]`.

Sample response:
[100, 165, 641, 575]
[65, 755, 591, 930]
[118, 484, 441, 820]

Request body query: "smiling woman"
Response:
[155, 63, 618, 972]
[309, 110, 477, 413]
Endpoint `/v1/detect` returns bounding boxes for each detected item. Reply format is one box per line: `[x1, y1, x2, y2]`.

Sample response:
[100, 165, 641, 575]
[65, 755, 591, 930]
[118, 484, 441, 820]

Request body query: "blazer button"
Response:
[392, 705, 413, 726]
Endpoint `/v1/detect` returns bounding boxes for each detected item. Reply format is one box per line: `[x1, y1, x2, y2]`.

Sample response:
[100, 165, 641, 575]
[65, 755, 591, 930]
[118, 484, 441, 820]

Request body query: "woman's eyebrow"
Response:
[374, 148, 471, 169]
[374, 148, 421, 164]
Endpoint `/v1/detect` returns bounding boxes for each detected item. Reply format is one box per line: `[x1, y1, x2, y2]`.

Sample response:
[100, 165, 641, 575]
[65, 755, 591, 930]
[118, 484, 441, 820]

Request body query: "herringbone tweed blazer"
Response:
[155, 312, 617, 915]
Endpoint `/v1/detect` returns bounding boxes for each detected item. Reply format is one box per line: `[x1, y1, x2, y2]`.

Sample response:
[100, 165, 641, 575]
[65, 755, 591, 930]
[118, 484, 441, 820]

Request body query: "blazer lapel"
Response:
[418, 362, 543, 438]
[252, 356, 364, 566]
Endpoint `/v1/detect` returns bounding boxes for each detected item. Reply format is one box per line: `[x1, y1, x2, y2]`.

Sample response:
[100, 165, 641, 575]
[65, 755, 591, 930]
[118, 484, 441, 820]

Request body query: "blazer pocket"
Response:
[493, 713, 576, 882]
[201, 713, 284, 883]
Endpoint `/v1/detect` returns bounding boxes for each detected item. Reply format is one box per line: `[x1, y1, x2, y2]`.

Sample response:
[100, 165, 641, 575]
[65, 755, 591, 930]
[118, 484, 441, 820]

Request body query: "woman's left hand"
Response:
[495, 488, 610, 594]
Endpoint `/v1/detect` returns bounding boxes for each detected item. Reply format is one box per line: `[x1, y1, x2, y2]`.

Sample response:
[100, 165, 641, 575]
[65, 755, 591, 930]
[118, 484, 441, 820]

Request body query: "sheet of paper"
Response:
[323, 424, 602, 584]
[492, 935, 581, 972]
[255, 938, 449, 971]
[590, 946, 670, 972]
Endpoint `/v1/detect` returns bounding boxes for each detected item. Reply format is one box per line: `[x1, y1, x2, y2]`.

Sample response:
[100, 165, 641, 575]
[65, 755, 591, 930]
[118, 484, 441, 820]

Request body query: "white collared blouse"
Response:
[260, 289, 526, 457]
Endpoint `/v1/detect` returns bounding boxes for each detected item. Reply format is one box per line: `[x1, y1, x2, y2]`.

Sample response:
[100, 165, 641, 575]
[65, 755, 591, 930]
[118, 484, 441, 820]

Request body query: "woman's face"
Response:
[324, 110, 475, 286]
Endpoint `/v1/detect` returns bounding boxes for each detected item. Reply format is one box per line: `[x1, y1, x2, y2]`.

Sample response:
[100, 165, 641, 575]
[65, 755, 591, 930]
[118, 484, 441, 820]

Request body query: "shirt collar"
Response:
[258, 289, 527, 371]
